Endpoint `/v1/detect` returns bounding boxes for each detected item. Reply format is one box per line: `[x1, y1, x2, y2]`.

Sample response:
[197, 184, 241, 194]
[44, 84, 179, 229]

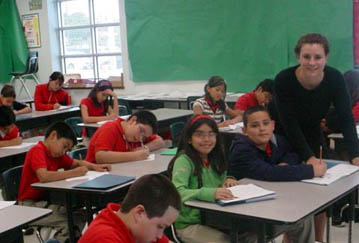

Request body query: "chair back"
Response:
[64, 117, 83, 137]
[170, 121, 185, 147]
[25, 51, 39, 74]
[186, 96, 201, 110]
[68, 148, 87, 160]
[2, 165, 23, 201]
[118, 98, 132, 114]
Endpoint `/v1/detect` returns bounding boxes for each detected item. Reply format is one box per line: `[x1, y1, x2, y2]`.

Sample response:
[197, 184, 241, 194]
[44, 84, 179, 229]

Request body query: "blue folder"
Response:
[73, 174, 135, 190]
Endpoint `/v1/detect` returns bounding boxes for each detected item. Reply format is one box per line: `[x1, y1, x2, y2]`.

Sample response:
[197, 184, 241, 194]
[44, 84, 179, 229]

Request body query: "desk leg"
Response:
[230, 217, 239, 243]
[348, 191, 355, 243]
[256, 222, 266, 243]
[326, 206, 332, 243]
[65, 192, 75, 243]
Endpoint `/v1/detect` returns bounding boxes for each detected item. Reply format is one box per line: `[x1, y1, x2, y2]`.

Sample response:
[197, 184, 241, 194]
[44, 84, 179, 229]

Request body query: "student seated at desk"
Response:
[193, 76, 240, 128]
[86, 110, 164, 164]
[168, 115, 255, 243]
[0, 84, 32, 114]
[79, 174, 181, 243]
[0, 106, 22, 147]
[17, 121, 111, 242]
[233, 78, 274, 119]
[34, 71, 70, 111]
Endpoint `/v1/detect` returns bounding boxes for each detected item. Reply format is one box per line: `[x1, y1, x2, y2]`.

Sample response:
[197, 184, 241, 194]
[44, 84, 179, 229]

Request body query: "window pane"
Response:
[63, 29, 92, 55]
[98, 56, 122, 79]
[65, 57, 94, 79]
[96, 26, 121, 53]
[61, 0, 90, 27]
[93, 0, 120, 24]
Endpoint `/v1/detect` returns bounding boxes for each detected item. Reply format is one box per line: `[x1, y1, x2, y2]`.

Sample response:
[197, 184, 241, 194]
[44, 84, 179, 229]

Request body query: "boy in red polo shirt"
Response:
[233, 79, 274, 119]
[0, 106, 22, 147]
[86, 110, 164, 163]
[79, 174, 181, 243]
[18, 121, 111, 242]
[34, 72, 70, 111]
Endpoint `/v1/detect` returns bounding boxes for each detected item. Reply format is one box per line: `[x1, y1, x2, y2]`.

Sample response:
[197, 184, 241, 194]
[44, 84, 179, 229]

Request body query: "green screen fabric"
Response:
[0, 0, 28, 83]
[125, 0, 353, 92]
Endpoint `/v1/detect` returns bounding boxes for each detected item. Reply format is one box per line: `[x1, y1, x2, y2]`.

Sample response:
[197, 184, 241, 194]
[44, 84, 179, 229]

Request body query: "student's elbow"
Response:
[36, 170, 49, 183]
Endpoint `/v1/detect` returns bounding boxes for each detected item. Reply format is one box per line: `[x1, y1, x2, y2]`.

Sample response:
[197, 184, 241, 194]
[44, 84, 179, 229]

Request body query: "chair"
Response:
[119, 105, 129, 116]
[64, 117, 83, 138]
[186, 96, 201, 110]
[9, 51, 40, 100]
[169, 121, 185, 147]
[68, 148, 87, 160]
[164, 224, 183, 243]
[118, 98, 132, 114]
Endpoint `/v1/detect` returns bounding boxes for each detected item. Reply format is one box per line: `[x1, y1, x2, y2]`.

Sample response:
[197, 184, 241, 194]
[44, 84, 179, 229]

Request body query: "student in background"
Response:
[233, 78, 274, 118]
[18, 121, 111, 242]
[86, 110, 164, 164]
[0, 84, 32, 114]
[0, 106, 22, 147]
[34, 71, 70, 111]
[80, 80, 119, 124]
[193, 76, 240, 127]
[229, 106, 317, 243]
[168, 115, 255, 243]
[79, 174, 181, 243]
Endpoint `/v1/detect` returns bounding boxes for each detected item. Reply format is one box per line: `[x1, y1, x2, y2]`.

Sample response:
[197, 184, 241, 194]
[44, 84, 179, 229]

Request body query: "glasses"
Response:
[193, 131, 217, 139]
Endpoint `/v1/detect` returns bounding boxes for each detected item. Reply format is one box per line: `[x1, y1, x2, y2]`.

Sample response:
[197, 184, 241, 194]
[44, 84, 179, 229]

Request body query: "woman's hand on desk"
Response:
[215, 188, 235, 200]
[351, 157, 359, 166]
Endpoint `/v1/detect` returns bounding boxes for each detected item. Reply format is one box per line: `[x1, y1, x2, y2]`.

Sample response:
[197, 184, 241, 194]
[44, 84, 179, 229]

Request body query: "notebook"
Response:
[217, 184, 276, 206]
[73, 174, 135, 190]
[160, 147, 178, 156]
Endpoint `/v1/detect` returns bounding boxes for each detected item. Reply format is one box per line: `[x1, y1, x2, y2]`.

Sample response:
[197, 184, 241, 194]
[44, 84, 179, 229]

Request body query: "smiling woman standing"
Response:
[271, 33, 359, 242]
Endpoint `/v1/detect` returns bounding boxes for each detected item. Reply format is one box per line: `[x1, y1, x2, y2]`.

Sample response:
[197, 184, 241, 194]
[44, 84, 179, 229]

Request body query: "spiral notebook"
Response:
[73, 174, 135, 190]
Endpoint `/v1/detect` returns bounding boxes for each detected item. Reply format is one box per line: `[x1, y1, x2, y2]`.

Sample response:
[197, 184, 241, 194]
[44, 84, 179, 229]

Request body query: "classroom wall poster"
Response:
[22, 13, 41, 48]
[29, 0, 42, 10]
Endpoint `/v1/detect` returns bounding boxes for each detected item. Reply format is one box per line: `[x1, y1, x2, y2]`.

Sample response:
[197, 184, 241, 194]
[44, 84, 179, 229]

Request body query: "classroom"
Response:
[0, 0, 359, 243]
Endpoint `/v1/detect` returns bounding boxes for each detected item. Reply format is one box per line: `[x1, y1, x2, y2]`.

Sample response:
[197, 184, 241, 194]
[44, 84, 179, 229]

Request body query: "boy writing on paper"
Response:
[0, 106, 22, 147]
[18, 121, 111, 242]
[79, 174, 181, 243]
[0, 84, 32, 115]
[86, 110, 164, 164]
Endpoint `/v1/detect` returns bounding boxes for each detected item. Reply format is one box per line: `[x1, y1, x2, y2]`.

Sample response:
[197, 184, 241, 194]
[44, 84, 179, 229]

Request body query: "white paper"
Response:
[66, 171, 109, 182]
[0, 142, 36, 149]
[142, 153, 155, 162]
[218, 184, 275, 204]
[50, 105, 71, 112]
[97, 120, 110, 125]
[219, 122, 243, 132]
[0, 201, 16, 210]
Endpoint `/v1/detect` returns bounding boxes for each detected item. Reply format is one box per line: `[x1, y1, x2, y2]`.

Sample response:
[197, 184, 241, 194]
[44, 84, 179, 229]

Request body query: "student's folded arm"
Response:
[17, 107, 32, 114]
[35, 167, 85, 183]
[145, 136, 164, 151]
[95, 150, 139, 164]
[0, 137, 22, 147]
[80, 104, 109, 123]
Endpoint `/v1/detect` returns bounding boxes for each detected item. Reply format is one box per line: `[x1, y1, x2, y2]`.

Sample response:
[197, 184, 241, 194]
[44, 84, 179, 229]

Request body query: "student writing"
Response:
[0, 84, 32, 114]
[0, 106, 22, 147]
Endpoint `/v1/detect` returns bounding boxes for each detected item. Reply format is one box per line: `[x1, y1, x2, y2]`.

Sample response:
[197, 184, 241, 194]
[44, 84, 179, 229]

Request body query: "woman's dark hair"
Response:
[344, 70, 359, 106]
[204, 75, 227, 111]
[49, 72, 65, 85]
[294, 33, 330, 57]
[167, 115, 226, 180]
[88, 80, 114, 110]
[1, 85, 16, 98]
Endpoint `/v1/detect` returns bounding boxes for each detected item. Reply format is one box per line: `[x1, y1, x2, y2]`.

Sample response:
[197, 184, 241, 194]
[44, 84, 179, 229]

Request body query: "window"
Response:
[57, 0, 123, 79]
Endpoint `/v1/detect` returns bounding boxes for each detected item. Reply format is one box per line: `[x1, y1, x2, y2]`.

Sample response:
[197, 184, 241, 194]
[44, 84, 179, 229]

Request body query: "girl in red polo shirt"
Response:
[80, 80, 119, 124]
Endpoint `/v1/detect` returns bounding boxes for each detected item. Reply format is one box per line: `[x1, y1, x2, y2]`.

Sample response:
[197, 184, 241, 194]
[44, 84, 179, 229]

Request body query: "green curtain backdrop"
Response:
[125, 0, 353, 92]
[0, 0, 28, 83]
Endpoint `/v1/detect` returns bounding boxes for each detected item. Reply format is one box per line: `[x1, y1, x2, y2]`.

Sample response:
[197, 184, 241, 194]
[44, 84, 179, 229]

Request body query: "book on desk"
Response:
[217, 184, 276, 206]
[73, 174, 135, 190]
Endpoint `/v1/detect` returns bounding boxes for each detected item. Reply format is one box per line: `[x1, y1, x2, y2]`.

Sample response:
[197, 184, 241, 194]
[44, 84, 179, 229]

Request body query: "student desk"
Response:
[15, 106, 80, 132]
[31, 149, 173, 243]
[185, 171, 359, 243]
[0, 136, 43, 159]
[0, 205, 51, 243]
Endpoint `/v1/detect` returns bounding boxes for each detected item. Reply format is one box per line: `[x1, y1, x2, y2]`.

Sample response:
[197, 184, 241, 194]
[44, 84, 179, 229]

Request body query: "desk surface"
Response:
[186, 170, 359, 224]
[16, 106, 80, 121]
[0, 136, 43, 158]
[0, 205, 51, 234]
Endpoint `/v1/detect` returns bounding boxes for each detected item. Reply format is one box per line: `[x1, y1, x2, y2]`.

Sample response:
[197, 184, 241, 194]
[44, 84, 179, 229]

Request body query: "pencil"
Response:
[319, 145, 323, 164]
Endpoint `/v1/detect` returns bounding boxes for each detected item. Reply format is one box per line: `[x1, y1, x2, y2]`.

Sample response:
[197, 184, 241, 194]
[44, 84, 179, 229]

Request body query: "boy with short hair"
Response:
[34, 71, 70, 111]
[18, 121, 111, 242]
[86, 110, 164, 164]
[233, 79, 274, 117]
[0, 106, 22, 147]
[0, 84, 32, 114]
[79, 174, 181, 243]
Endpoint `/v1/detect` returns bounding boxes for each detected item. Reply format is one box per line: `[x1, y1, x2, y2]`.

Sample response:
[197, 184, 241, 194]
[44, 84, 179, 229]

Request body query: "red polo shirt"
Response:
[86, 119, 158, 163]
[234, 91, 258, 111]
[34, 83, 70, 111]
[0, 125, 19, 141]
[18, 141, 74, 201]
[353, 101, 359, 122]
[80, 97, 106, 117]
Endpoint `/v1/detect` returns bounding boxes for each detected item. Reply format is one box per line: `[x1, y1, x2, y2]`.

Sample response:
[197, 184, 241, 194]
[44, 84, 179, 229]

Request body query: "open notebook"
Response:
[217, 184, 276, 206]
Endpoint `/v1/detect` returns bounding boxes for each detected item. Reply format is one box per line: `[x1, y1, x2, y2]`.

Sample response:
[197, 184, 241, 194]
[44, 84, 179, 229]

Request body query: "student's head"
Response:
[44, 121, 77, 157]
[204, 76, 227, 103]
[124, 110, 158, 143]
[0, 106, 16, 135]
[120, 174, 181, 242]
[0, 85, 16, 107]
[88, 80, 114, 105]
[254, 79, 274, 106]
[344, 70, 359, 105]
[242, 106, 275, 148]
[48, 72, 65, 92]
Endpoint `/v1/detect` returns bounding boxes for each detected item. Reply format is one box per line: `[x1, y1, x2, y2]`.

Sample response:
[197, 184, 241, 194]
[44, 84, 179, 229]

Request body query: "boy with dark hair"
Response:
[34, 71, 70, 111]
[79, 174, 181, 243]
[233, 79, 274, 118]
[0, 106, 22, 147]
[18, 121, 111, 242]
[86, 110, 164, 163]
[0, 84, 32, 114]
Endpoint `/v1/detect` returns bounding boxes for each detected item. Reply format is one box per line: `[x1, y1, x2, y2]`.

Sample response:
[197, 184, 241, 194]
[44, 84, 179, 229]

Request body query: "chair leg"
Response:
[31, 73, 40, 85]
[19, 77, 33, 100]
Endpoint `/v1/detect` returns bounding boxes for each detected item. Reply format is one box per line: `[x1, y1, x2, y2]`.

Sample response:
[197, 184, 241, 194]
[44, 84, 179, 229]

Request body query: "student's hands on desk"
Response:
[92, 164, 112, 172]
[351, 157, 359, 166]
[53, 103, 61, 109]
[223, 178, 239, 188]
[133, 147, 150, 160]
[306, 156, 327, 177]
[72, 166, 88, 177]
[215, 188, 236, 200]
